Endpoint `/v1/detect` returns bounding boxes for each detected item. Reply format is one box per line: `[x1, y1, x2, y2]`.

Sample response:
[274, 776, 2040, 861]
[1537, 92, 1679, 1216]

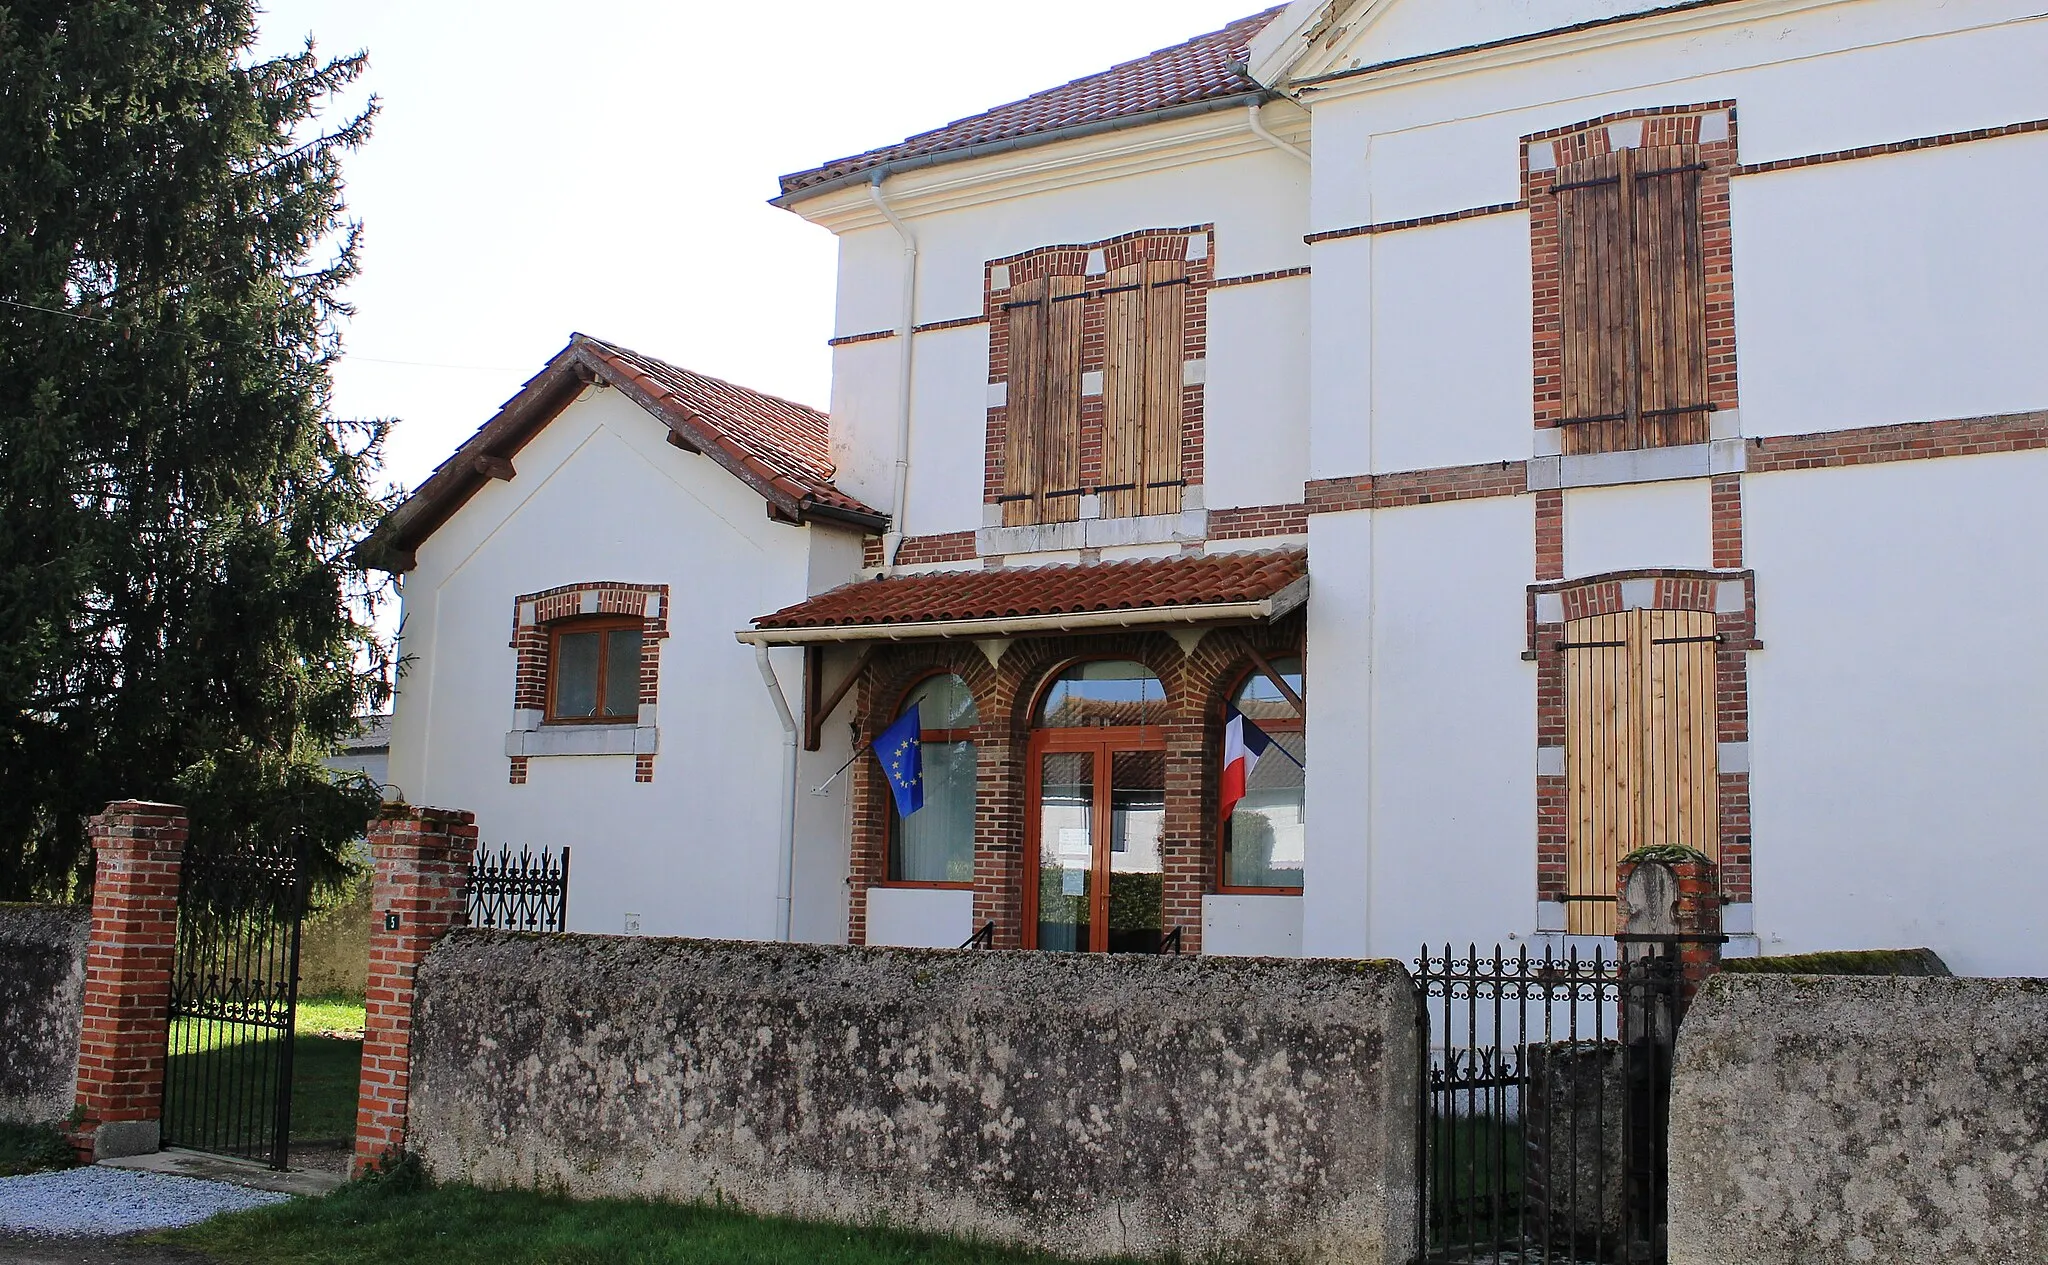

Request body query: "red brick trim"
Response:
[1534, 489, 1564, 581]
[73, 802, 187, 1160]
[1746, 410, 2048, 473]
[1305, 201, 1523, 245]
[1212, 266, 1312, 287]
[1735, 116, 2048, 176]
[1304, 460, 1527, 514]
[510, 581, 670, 784]
[1208, 502, 1310, 539]
[985, 226, 1214, 510]
[355, 805, 477, 1174]
[1525, 103, 1740, 435]
[916, 314, 990, 335]
[826, 329, 896, 348]
[894, 530, 978, 567]
[1710, 473, 1743, 569]
[1529, 569, 1756, 906]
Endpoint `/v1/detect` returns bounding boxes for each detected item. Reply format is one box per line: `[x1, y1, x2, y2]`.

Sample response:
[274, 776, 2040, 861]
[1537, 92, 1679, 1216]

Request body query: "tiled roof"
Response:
[359, 334, 882, 571]
[777, 7, 1284, 201]
[576, 336, 876, 520]
[752, 548, 1308, 633]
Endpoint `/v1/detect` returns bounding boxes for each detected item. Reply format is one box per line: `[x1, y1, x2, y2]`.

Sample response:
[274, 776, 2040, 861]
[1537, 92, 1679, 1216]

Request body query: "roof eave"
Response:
[772, 89, 1274, 212]
[735, 575, 1309, 646]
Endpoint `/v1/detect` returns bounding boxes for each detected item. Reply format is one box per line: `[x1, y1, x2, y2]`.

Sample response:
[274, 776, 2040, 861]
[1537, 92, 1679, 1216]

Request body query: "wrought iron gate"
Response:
[162, 845, 309, 1170]
[1413, 942, 1685, 1264]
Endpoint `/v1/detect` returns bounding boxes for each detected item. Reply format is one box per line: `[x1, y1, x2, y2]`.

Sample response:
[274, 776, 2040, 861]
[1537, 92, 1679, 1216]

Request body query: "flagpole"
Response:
[808, 741, 869, 795]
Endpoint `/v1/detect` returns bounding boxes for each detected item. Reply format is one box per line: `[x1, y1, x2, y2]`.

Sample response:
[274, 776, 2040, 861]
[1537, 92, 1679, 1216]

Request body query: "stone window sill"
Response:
[505, 724, 658, 758]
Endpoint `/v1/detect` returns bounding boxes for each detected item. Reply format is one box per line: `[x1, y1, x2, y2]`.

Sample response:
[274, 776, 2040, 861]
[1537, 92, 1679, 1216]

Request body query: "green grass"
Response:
[165, 995, 366, 1145]
[158, 1177, 1172, 1265]
[0, 1121, 77, 1176]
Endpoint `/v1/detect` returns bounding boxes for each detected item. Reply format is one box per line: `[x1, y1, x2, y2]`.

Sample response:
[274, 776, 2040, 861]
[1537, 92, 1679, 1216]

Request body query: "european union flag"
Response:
[876, 704, 924, 816]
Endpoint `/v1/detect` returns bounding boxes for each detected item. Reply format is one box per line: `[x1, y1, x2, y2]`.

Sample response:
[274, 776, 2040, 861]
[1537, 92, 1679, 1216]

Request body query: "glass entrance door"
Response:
[1029, 739, 1166, 952]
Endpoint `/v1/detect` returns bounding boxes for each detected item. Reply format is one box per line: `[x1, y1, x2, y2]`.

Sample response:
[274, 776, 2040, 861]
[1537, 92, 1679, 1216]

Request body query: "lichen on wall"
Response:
[408, 932, 1419, 1264]
[1669, 973, 2048, 1265]
[0, 904, 91, 1124]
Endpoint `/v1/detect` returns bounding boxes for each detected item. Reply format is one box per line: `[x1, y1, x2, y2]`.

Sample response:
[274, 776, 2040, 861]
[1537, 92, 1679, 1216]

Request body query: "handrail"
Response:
[960, 921, 996, 950]
[1158, 926, 1184, 955]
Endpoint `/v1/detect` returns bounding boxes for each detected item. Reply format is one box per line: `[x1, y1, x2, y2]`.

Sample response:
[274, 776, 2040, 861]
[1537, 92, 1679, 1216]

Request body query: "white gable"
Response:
[1249, 0, 1686, 87]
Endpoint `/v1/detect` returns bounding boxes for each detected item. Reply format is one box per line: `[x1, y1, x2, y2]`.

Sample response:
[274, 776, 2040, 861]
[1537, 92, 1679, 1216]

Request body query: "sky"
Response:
[251, 0, 1268, 496]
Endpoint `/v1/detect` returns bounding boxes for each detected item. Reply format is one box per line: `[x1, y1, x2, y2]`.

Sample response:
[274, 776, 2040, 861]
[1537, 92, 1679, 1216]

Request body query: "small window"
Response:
[888, 674, 979, 885]
[547, 620, 643, 723]
[1038, 660, 1167, 729]
[1222, 657, 1304, 891]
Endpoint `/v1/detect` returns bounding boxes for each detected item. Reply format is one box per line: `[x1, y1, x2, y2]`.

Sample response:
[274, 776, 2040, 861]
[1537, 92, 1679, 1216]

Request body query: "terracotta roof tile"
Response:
[778, 7, 1283, 201]
[752, 548, 1307, 633]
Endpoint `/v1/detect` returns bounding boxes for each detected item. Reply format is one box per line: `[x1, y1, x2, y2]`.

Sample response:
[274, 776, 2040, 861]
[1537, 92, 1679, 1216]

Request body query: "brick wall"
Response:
[354, 804, 477, 1175]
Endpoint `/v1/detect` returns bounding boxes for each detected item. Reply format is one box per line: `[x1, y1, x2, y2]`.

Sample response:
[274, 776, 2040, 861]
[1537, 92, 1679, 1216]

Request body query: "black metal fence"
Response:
[1413, 942, 1685, 1264]
[467, 845, 569, 931]
[162, 845, 309, 1170]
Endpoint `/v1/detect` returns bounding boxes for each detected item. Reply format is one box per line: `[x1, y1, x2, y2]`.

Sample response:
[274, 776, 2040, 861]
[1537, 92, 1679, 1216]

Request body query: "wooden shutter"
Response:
[1557, 152, 1630, 456]
[1642, 608, 1719, 857]
[1001, 273, 1086, 526]
[1564, 608, 1718, 933]
[1001, 276, 1047, 526]
[1101, 259, 1186, 519]
[1555, 144, 1709, 454]
[1630, 145, 1710, 448]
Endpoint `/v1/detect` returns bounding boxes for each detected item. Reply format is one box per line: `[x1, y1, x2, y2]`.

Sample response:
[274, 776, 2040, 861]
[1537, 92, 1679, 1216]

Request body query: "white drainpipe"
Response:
[755, 645, 799, 941]
[867, 172, 918, 569]
[1247, 101, 1310, 165]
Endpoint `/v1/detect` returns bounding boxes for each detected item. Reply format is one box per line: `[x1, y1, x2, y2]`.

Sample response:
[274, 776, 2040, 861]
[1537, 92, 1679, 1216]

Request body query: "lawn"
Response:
[164, 995, 365, 1146]
[160, 1176, 1170, 1265]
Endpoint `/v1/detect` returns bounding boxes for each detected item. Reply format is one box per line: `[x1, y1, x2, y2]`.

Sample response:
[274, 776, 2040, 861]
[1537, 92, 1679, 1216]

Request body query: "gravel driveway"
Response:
[0, 1166, 287, 1238]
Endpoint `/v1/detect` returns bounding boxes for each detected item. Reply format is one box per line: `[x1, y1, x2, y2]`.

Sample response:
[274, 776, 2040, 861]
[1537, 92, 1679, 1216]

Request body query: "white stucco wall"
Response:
[388, 384, 854, 942]
[1745, 454, 2048, 978]
[1563, 480, 1711, 578]
[864, 886, 975, 950]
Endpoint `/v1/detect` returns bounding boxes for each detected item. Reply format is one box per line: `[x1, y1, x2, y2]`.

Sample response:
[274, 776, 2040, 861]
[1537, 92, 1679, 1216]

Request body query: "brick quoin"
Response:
[354, 804, 477, 1175]
[73, 801, 188, 1161]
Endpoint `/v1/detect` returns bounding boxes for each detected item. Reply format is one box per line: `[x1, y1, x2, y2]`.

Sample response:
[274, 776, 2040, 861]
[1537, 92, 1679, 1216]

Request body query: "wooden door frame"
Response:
[1021, 725, 1167, 952]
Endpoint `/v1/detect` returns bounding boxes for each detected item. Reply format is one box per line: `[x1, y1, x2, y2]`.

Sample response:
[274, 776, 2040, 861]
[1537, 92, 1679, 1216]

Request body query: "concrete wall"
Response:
[409, 932, 1419, 1264]
[1670, 973, 2048, 1265]
[388, 383, 859, 944]
[0, 905, 89, 1124]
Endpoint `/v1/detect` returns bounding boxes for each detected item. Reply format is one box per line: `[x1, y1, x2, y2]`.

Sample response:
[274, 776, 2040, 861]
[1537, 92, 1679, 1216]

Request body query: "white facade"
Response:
[388, 0, 2048, 975]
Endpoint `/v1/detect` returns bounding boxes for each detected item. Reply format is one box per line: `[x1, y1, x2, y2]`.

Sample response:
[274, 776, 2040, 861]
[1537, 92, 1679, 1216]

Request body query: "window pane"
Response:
[1039, 660, 1165, 728]
[891, 740, 976, 883]
[553, 631, 600, 718]
[1108, 750, 1165, 953]
[604, 629, 643, 719]
[906, 673, 979, 729]
[1232, 656, 1304, 723]
[1227, 731, 1305, 889]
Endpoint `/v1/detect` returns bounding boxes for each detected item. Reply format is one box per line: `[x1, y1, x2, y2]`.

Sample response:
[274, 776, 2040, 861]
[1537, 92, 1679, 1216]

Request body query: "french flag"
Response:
[1220, 704, 1274, 820]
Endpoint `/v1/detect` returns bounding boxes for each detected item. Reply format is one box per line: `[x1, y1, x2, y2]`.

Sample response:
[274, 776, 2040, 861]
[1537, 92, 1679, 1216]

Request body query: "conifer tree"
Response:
[0, 1, 390, 896]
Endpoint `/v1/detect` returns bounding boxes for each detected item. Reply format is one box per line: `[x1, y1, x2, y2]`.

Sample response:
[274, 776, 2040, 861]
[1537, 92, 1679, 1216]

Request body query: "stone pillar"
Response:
[74, 801, 188, 1160]
[354, 804, 476, 1175]
[1617, 849, 1725, 1009]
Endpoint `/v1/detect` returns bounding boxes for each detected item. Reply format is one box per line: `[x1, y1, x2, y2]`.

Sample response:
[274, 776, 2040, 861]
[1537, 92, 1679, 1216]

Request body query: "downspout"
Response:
[867, 172, 918, 569]
[756, 645, 799, 941]
[1246, 101, 1310, 165]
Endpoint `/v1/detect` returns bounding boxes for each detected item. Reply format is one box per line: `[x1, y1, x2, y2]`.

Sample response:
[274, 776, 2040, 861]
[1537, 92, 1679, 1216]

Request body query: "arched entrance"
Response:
[1023, 660, 1168, 953]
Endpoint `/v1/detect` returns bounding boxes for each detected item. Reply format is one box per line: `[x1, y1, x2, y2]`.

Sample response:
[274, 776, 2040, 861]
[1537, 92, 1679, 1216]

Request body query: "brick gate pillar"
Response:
[1617, 848, 1725, 1008]
[354, 804, 476, 1175]
[74, 801, 188, 1160]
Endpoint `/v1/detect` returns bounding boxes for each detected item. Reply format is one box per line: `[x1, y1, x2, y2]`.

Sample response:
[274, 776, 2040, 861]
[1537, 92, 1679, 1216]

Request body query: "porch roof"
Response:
[738, 548, 1308, 645]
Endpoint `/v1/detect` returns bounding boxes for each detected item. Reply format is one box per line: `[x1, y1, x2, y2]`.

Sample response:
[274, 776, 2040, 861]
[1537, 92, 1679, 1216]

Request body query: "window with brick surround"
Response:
[991, 230, 1205, 527]
[1562, 608, 1718, 932]
[887, 673, 978, 886]
[509, 581, 668, 784]
[1219, 658, 1304, 892]
[1526, 105, 1739, 457]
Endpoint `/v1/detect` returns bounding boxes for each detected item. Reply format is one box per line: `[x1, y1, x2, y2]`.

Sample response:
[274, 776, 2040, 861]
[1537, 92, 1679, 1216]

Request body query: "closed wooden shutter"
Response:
[1101, 259, 1186, 518]
[1001, 276, 1047, 526]
[1564, 608, 1718, 933]
[1554, 144, 1708, 454]
[1001, 274, 1086, 525]
[1630, 146, 1710, 448]
[1557, 152, 1630, 456]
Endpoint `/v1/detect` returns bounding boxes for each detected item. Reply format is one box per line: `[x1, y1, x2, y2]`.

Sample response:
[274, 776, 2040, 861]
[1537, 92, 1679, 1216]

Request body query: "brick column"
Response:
[74, 801, 188, 1160]
[1617, 849, 1724, 1008]
[354, 804, 476, 1175]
